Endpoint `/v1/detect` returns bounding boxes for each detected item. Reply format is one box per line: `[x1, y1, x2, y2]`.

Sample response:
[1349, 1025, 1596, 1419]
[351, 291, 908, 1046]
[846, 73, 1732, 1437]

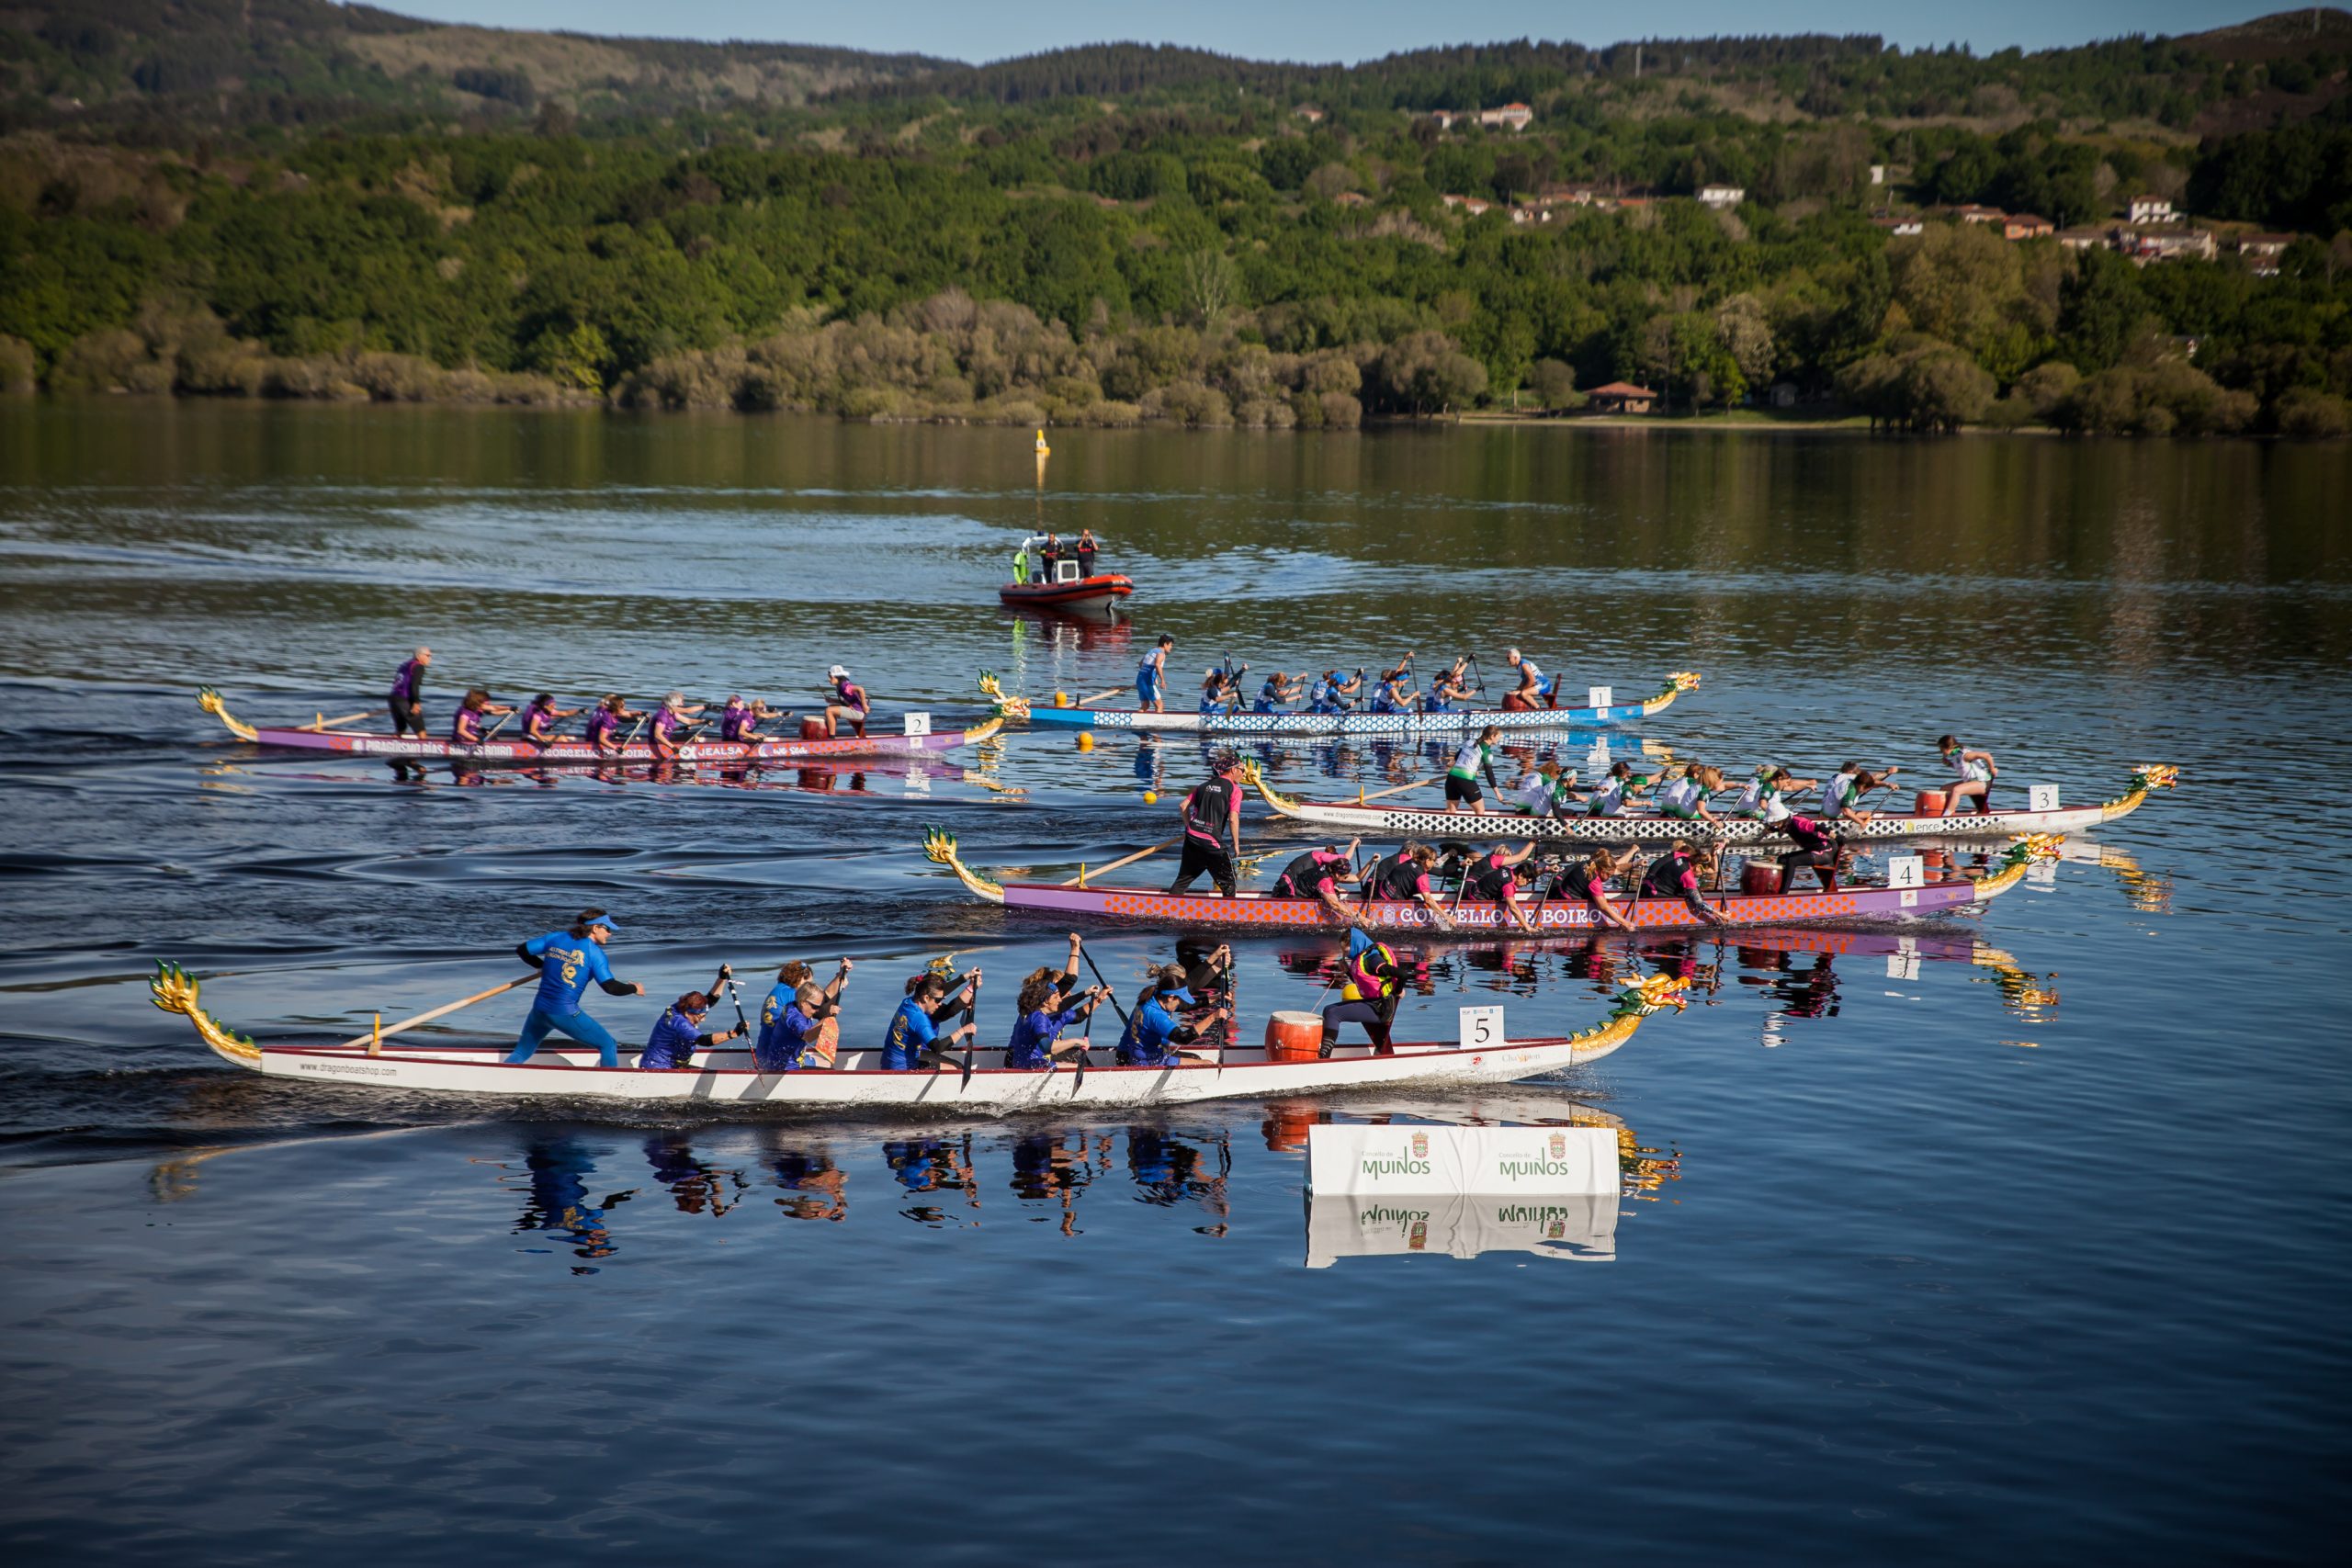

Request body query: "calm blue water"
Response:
[0, 403, 2346, 1563]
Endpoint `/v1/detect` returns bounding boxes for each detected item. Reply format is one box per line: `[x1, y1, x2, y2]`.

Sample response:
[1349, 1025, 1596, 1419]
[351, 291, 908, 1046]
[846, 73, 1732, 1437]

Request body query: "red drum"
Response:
[1265, 1010, 1322, 1063]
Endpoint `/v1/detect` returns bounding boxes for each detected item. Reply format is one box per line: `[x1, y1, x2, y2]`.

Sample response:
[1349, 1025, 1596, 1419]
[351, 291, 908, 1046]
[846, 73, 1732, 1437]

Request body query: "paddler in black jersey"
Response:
[1461, 841, 1542, 931]
[1776, 811, 1847, 892]
[1270, 837, 1365, 927]
[1168, 750, 1245, 897]
[1544, 844, 1641, 931]
[1641, 840, 1731, 927]
[1360, 841, 1454, 931]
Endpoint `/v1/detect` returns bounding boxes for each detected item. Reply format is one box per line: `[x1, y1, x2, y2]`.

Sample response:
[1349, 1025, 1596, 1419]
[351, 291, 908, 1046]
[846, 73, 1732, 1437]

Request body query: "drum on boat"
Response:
[1915, 789, 1948, 815]
[800, 717, 830, 740]
[1742, 862, 1784, 897]
[1265, 1010, 1322, 1063]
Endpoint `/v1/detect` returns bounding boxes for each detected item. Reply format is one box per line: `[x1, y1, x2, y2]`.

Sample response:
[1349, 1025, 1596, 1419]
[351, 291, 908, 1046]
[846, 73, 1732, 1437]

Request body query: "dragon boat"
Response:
[198, 688, 1001, 765]
[920, 828, 2060, 933]
[147, 962, 1689, 1108]
[1249, 763, 2180, 844]
[978, 671, 1701, 735]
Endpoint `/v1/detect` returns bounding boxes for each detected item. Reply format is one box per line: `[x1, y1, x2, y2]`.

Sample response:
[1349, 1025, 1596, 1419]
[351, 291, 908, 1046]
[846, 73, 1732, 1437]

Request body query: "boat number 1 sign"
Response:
[1587, 685, 1612, 713]
[903, 712, 932, 738]
[1459, 1006, 1503, 1051]
[2030, 784, 2061, 812]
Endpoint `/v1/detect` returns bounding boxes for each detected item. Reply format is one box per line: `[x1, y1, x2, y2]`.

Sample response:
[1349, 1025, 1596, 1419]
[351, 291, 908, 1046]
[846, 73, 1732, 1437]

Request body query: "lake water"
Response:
[1, 400, 2346, 1563]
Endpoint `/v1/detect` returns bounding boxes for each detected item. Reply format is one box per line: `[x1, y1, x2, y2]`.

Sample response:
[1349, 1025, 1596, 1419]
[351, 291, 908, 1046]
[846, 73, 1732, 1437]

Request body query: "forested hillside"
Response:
[4, 3, 2350, 434]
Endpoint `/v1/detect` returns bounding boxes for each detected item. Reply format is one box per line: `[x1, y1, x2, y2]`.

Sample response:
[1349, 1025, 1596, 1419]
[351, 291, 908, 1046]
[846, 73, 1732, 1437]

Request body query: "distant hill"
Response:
[0, 0, 944, 130]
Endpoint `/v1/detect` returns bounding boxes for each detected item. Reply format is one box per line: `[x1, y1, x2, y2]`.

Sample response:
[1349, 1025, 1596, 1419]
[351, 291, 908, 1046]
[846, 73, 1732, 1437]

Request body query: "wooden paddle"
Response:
[301, 709, 374, 733]
[1356, 776, 1439, 805]
[347, 976, 527, 1056]
[1077, 685, 1128, 708]
[1061, 836, 1179, 886]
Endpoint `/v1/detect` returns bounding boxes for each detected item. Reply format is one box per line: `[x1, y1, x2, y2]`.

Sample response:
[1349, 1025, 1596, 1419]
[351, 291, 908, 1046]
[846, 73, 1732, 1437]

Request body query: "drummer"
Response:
[505, 908, 644, 1067]
[1778, 811, 1846, 893]
[1936, 735, 1998, 816]
[822, 666, 870, 739]
[1320, 936, 1405, 1055]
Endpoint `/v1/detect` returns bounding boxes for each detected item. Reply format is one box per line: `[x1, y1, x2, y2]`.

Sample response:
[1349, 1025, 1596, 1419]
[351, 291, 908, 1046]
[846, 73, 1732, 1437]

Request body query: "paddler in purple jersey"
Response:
[719, 694, 782, 744]
[584, 694, 644, 757]
[650, 692, 707, 760]
[451, 688, 514, 746]
[388, 646, 432, 737]
[505, 908, 646, 1067]
[523, 694, 582, 748]
[822, 665, 870, 739]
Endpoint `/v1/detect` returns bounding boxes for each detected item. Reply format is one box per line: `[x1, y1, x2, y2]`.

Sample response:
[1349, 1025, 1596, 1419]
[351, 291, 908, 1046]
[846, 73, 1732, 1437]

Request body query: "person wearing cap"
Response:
[1197, 667, 1242, 717]
[822, 665, 869, 739]
[650, 692, 706, 761]
[1169, 750, 1246, 897]
[1305, 668, 1361, 715]
[640, 967, 747, 1070]
[1115, 964, 1231, 1066]
[388, 646, 432, 738]
[506, 908, 645, 1067]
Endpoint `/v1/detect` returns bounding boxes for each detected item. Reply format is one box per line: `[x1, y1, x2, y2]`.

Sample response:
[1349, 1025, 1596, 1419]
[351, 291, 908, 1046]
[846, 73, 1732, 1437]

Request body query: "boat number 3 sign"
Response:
[1459, 1005, 1503, 1050]
[2030, 783, 2061, 811]
[903, 712, 932, 738]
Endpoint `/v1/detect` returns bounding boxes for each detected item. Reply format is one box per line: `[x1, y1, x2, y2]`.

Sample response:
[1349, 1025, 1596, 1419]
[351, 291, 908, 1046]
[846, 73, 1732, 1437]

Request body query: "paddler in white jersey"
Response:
[1820, 761, 1898, 825]
[1501, 760, 1578, 818]
[1936, 734, 1998, 816]
[1655, 763, 1726, 825]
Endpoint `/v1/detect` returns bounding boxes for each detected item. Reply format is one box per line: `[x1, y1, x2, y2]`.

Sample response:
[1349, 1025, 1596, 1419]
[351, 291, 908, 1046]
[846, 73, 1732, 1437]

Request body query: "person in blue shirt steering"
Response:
[506, 908, 644, 1067]
[882, 964, 983, 1070]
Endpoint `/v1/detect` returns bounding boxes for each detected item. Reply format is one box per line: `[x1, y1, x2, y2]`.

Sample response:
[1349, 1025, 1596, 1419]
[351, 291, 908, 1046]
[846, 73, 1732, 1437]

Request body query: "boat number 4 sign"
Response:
[1885, 854, 1925, 889]
[1459, 1005, 1503, 1050]
[903, 712, 932, 738]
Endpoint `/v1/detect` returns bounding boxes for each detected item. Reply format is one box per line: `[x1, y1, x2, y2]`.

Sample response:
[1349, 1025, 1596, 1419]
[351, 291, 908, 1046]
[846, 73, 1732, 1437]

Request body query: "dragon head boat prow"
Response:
[921, 827, 1004, 902]
[1620, 971, 1691, 1016]
[2130, 763, 2179, 792]
[1638, 670, 1702, 715]
[196, 687, 259, 742]
[1238, 759, 1301, 813]
[977, 671, 1032, 723]
[150, 960, 262, 1066]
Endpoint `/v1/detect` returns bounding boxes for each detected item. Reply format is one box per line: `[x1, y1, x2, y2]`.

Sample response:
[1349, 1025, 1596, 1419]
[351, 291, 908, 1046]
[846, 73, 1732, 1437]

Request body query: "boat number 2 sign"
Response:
[1459, 1006, 1503, 1051]
[903, 712, 932, 738]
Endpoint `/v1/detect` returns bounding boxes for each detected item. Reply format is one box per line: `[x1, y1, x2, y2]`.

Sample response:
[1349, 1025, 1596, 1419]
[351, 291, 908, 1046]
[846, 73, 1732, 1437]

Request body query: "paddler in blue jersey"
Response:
[1253, 671, 1304, 714]
[1005, 933, 1112, 1069]
[1425, 659, 1474, 714]
[1114, 964, 1231, 1066]
[881, 964, 982, 1070]
[639, 969, 747, 1071]
[1136, 635, 1173, 713]
[506, 908, 645, 1067]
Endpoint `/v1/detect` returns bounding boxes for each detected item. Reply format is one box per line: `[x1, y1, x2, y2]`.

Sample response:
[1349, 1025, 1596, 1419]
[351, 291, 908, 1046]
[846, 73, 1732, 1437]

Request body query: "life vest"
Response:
[1347, 942, 1400, 1001]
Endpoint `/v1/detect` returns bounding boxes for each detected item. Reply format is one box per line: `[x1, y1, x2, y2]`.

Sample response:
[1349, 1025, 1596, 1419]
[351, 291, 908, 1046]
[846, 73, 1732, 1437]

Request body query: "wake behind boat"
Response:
[1250, 764, 2180, 845]
[982, 670, 1701, 734]
[148, 963, 1690, 1108]
[199, 688, 1001, 765]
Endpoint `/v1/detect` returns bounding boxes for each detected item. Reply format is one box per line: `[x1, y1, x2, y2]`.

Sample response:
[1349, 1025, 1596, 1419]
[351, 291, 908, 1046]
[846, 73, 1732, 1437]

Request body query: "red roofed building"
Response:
[1587, 381, 1658, 414]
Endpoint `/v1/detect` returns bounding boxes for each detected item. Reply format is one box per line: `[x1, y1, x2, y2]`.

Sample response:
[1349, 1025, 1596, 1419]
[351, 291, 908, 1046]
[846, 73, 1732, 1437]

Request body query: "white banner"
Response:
[1306, 1124, 1618, 1196]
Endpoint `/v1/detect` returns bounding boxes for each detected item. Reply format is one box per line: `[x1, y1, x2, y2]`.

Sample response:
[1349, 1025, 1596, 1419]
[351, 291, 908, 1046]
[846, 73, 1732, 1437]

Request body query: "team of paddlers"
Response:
[502, 911, 1245, 1074]
[385, 646, 877, 752]
[1138, 643, 1583, 716]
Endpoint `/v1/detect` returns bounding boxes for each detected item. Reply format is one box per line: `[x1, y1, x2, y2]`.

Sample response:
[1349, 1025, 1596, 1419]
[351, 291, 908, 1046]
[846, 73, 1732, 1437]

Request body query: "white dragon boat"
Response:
[981, 670, 1701, 735]
[1250, 763, 2179, 844]
[149, 964, 1690, 1109]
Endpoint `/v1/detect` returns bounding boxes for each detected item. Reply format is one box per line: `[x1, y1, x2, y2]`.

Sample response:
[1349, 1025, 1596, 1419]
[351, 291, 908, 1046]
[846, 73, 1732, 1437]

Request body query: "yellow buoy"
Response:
[1035, 427, 1051, 456]
[1143, 790, 1158, 804]
[1076, 733, 1093, 752]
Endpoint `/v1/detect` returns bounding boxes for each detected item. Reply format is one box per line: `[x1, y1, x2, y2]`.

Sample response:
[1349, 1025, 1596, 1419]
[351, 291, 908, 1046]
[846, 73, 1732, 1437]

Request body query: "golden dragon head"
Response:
[977, 671, 1031, 723]
[196, 687, 259, 742]
[2130, 763, 2179, 792]
[922, 827, 1003, 900]
[2010, 832, 2065, 863]
[1668, 671, 1702, 693]
[149, 960, 262, 1066]
[1619, 972, 1692, 1016]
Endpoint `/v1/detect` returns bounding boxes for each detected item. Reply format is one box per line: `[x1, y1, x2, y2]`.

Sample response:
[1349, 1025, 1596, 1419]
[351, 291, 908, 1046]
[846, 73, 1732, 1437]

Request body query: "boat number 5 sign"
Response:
[903, 712, 932, 738]
[2030, 784, 2061, 812]
[1459, 1005, 1503, 1050]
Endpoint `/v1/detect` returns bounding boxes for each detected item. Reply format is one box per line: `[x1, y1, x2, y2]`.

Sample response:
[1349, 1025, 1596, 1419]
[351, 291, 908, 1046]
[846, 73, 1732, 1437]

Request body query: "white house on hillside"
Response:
[1698, 184, 1746, 209]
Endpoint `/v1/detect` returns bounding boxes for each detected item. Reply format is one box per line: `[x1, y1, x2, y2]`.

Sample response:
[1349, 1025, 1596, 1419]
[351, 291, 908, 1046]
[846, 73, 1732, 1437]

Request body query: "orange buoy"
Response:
[1265, 1010, 1322, 1063]
[1742, 861, 1783, 897]
[1915, 789, 1948, 816]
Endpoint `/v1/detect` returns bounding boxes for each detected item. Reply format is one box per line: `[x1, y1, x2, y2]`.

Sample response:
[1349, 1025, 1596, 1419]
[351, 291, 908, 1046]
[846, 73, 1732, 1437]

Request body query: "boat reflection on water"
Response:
[1295, 1092, 1679, 1269]
[1271, 923, 2059, 1025]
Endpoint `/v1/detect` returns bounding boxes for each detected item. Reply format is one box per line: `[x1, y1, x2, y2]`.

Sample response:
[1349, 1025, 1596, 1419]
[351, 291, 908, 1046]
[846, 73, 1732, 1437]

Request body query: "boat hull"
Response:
[978, 872, 2017, 931]
[1256, 778, 2159, 844]
[999, 575, 1134, 612]
[1012, 671, 1697, 734]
